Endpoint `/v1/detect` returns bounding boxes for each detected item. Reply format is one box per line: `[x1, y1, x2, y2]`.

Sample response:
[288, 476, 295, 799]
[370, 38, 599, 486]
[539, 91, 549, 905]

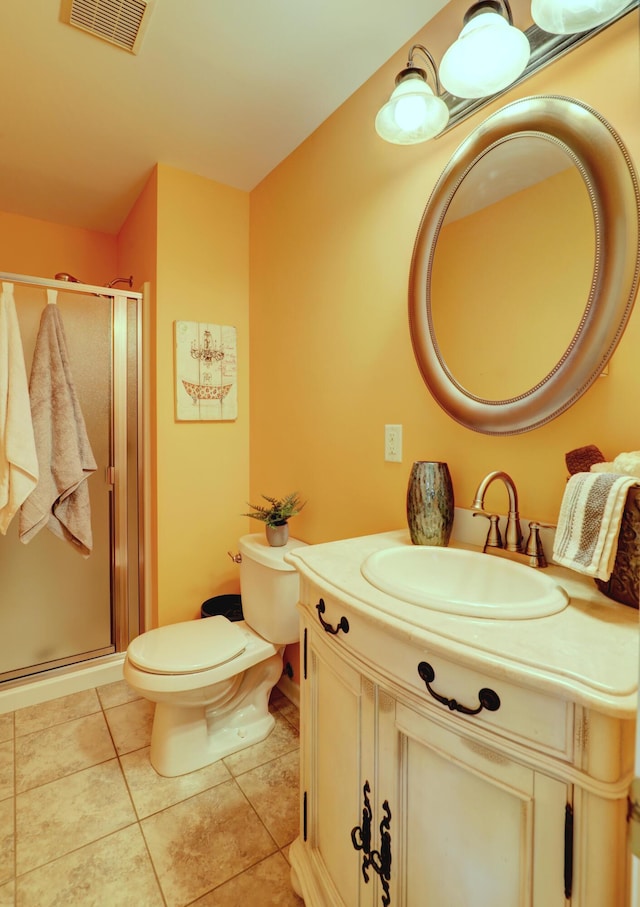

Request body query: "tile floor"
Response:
[0, 681, 304, 906]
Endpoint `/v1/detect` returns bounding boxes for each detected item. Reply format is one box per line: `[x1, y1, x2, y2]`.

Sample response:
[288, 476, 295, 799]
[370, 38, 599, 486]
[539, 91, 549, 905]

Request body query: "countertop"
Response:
[286, 527, 639, 718]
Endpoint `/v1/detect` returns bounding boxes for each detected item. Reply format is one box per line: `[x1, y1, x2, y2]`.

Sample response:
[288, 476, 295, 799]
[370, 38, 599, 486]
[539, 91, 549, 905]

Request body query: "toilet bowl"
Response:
[123, 533, 306, 777]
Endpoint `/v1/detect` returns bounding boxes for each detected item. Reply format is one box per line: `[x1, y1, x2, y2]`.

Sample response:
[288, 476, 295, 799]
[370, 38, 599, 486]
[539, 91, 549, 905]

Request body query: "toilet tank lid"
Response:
[127, 617, 246, 674]
[238, 533, 307, 571]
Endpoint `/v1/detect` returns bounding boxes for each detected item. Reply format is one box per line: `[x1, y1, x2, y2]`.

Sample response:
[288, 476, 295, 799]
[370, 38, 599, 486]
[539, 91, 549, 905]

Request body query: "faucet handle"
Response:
[473, 511, 503, 550]
[525, 522, 547, 568]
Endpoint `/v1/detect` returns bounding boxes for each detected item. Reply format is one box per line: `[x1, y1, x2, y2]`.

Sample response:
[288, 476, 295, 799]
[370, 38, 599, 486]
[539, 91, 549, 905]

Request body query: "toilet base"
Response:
[148, 651, 283, 777]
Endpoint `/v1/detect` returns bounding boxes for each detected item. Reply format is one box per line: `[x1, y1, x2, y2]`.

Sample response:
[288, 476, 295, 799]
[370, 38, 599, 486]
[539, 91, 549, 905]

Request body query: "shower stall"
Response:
[0, 272, 144, 683]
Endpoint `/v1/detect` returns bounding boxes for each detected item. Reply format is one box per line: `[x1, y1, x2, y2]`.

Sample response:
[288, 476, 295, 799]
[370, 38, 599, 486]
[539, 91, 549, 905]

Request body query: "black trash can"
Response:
[201, 594, 244, 622]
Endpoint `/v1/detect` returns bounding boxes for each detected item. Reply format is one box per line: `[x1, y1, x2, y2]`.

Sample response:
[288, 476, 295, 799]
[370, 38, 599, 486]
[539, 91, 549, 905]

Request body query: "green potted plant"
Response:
[242, 491, 305, 547]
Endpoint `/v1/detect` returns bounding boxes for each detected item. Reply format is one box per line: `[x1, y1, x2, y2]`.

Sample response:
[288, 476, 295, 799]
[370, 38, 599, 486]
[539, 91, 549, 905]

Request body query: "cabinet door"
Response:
[302, 621, 370, 906]
[394, 704, 569, 907]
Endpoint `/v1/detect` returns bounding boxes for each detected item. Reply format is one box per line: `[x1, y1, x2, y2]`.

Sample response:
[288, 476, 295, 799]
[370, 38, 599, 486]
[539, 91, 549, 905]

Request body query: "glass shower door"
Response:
[0, 281, 137, 682]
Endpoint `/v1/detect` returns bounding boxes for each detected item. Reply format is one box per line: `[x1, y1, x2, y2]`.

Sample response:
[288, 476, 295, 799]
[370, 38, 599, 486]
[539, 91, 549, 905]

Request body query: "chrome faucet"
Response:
[471, 471, 523, 553]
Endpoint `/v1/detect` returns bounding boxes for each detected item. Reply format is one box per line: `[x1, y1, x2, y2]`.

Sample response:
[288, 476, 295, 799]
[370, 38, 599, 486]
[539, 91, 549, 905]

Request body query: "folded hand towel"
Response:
[0, 282, 39, 533]
[19, 303, 97, 556]
[590, 451, 640, 479]
[552, 472, 639, 580]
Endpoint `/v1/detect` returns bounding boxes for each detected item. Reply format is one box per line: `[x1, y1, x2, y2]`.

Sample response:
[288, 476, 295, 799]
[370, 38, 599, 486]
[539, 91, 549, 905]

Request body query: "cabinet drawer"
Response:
[399, 650, 574, 761]
[301, 592, 574, 762]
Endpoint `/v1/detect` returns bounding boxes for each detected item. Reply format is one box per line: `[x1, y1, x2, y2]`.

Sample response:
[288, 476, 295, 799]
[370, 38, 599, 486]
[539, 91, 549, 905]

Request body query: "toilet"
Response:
[123, 533, 306, 777]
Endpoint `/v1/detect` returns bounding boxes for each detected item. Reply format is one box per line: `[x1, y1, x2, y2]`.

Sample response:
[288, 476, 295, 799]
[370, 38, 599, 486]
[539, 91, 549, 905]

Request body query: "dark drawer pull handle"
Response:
[417, 661, 501, 715]
[316, 598, 349, 635]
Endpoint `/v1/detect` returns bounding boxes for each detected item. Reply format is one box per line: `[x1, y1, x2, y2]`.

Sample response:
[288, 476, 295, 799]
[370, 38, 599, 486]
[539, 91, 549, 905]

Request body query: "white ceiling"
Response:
[1, 0, 450, 235]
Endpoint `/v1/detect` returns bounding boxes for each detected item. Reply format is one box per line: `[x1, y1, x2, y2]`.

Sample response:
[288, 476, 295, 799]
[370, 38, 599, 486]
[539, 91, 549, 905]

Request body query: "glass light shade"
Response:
[375, 76, 450, 144]
[440, 11, 530, 99]
[531, 0, 629, 34]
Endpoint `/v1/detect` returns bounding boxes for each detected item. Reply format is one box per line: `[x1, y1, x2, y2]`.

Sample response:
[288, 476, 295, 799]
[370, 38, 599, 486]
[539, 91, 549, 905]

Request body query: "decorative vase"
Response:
[406, 461, 454, 546]
[266, 522, 289, 547]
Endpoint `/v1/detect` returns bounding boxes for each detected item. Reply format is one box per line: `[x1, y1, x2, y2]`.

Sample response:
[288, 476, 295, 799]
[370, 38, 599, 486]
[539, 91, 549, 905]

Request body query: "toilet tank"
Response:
[238, 533, 307, 644]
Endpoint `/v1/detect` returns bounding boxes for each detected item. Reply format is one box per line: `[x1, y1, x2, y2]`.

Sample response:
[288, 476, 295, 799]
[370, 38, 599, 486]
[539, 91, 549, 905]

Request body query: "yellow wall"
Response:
[249, 13, 640, 538]
[0, 211, 116, 284]
[150, 165, 250, 625]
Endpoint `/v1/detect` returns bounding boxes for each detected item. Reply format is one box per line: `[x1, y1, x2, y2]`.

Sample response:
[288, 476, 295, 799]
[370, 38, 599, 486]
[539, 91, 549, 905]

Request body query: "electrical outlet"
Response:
[385, 424, 402, 462]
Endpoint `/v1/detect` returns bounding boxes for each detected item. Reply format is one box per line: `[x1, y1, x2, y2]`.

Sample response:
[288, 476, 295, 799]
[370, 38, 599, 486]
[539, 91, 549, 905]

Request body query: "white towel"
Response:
[590, 451, 640, 479]
[0, 282, 39, 533]
[552, 472, 639, 580]
[19, 304, 97, 556]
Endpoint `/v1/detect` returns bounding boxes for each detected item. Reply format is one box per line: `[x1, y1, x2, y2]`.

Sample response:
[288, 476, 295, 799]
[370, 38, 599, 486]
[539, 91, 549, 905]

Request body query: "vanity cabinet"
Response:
[288, 539, 636, 907]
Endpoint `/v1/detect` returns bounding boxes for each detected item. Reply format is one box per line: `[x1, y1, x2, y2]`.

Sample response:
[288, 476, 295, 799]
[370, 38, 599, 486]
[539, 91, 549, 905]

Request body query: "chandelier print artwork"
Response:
[174, 320, 238, 421]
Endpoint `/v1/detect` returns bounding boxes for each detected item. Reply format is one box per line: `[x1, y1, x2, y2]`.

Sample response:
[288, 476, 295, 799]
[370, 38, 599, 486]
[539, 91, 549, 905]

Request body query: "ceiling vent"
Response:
[61, 0, 154, 54]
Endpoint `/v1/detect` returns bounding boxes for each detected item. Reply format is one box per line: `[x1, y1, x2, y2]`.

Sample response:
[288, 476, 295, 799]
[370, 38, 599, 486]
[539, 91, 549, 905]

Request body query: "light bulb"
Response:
[375, 75, 450, 144]
[440, 10, 530, 99]
[394, 95, 430, 131]
[531, 0, 629, 34]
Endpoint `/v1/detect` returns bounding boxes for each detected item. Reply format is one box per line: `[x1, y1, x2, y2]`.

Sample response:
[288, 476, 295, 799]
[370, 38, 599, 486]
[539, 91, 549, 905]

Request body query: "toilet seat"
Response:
[127, 616, 246, 675]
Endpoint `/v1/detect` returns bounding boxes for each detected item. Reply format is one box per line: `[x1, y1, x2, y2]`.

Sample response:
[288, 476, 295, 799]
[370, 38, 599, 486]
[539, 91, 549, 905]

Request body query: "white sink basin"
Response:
[360, 546, 569, 619]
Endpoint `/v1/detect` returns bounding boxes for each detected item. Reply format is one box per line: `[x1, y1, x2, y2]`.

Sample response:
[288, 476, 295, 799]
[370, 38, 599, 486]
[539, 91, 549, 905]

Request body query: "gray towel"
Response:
[19, 303, 97, 556]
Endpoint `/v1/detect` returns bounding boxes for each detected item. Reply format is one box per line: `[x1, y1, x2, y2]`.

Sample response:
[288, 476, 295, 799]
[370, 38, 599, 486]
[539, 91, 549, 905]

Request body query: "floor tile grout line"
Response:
[7, 680, 301, 904]
[179, 848, 296, 907]
[234, 775, 283, 855]
[12, 686, 143, 886]
[14, 707, 121, 793]
[133, 774, 282, 907]
[275, 712, 300, 734]
[13, 690, 103, 740]
[11, 683, 152, 801]
[135, 801, 170, 907]
[100, 684, 169, 906]
[101, 685, 298, 903]
[15, 751, 122, 797]
[13, 818, 142, 882]
[115, 749, 146, 823]
[11, 685, 163, 897]
[224, 744, 301, 782]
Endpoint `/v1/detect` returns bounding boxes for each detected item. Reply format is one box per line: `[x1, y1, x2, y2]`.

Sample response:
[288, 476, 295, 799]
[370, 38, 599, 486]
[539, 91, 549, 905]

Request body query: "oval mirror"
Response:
[409, 95, 640, 435]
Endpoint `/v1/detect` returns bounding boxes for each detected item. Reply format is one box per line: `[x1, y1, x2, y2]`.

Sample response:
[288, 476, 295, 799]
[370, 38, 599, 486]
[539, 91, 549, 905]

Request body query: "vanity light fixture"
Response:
[375, 44, 450, 144]
[439, 0, 530, 99]
[530, 0, 631, 34]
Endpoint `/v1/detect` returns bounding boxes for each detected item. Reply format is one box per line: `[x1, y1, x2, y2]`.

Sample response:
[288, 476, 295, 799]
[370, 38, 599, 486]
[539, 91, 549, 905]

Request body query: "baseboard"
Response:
[0, 653, 126, 713]
[276, 673, 300, 709]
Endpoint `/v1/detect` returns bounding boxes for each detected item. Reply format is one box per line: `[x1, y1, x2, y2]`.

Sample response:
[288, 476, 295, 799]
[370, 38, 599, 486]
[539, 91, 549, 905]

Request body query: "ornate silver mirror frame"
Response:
[408, 95, 640, 435]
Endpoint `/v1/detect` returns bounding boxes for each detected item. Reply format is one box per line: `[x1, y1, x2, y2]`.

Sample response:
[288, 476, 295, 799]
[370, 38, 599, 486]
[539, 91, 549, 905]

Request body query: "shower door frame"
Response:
[0, 271, 145, 675]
